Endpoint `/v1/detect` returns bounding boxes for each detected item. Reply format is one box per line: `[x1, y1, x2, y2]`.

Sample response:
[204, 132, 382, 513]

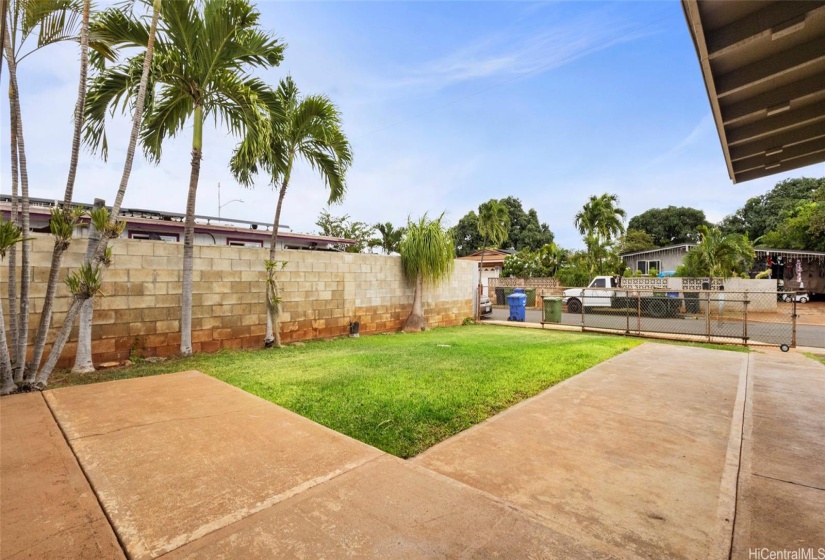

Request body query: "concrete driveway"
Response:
[2, 343, 823, 559]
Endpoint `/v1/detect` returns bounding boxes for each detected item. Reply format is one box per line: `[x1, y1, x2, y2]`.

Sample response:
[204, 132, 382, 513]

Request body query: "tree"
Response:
[476, 200, 509, 317]
[84, 0, 285, 356]
[499, 197, 554, 251]
[617, 229, 656, 254]
[316, 211, 373, 253]
[370, 222, 405, 255]
[399, 213, 455, 332]
[231, 76, 352, 348]
[681, 225, 754, 280]
[574, 193, 625, 277]
[0, 218, 28, 395]
[719, 177, 824, 240]
[451, 210, 482, 257]
[758, 202, 825, 252]
[627, 206, 709, 247]
[537, 242, 569, 277]
[26, 0, 92, 382]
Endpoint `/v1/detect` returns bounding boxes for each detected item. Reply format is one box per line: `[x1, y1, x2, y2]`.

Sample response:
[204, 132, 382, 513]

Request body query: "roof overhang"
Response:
[682, 1, 825, 183]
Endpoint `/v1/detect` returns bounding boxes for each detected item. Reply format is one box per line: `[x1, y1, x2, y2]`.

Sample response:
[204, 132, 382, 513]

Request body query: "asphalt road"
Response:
[487, 307, 825, 349]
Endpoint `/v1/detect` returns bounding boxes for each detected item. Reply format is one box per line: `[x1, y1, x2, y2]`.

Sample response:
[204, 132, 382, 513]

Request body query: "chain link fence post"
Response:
[705, 290, 711, 343]
[792, 298, 797, 348]
[580, 289, 585, 332]
[743, 290, 749, 346]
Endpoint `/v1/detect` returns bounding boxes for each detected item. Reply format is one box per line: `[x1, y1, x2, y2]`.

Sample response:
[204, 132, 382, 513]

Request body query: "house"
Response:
[621, 245, 825, 294]
[621, 244, 695, 275]
[0, 196, 355, 251]
[458, 248, 515, 296]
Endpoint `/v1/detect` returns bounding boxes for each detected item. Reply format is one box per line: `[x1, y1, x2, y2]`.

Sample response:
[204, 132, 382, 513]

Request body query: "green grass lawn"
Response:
[50, 325, 643, 457]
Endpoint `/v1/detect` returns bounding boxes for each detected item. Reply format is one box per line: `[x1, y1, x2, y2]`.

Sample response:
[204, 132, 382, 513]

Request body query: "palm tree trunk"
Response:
[24, 241, 65, 382]
[26, 0, 90, 382]
[402, 273, 426, 332]
[73, 199, 104, 373]
[6, 69, 18, 368]
[476, 236, 487, 320]
[4, 36, 31, 384]
[265, 165, 292, 348]
[34, 297, 83, 388]
[0, 295, 16, 395]
[180, 105, 203, 357]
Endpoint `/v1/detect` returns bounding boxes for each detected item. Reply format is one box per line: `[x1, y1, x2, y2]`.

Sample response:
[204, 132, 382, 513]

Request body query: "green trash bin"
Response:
[543, 297, 562, 323]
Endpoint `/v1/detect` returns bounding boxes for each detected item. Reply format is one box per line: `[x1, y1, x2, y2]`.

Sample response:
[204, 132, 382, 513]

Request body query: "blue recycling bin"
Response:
[506, 292, 527, 322]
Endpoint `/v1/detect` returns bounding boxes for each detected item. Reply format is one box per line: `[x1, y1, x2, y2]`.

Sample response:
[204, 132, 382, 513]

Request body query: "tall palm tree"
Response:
[399, 213, 455, 332]
[371, 222, 405, 255]
[231, 76, 352, 348]
[26, 0, 92, 381]
[476, 200, 509, 318]
[683, 225, 754, 282]
[84, 0, 285, 356]
[3, 0, 97, 381]
[574, 193, 625, 276]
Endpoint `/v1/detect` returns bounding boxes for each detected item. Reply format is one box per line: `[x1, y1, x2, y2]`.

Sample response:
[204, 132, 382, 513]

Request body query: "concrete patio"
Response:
[1, 344, 823, 559]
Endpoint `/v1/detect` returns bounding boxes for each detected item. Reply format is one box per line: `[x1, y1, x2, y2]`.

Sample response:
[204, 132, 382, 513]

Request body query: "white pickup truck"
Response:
[562, 276, 683, 317]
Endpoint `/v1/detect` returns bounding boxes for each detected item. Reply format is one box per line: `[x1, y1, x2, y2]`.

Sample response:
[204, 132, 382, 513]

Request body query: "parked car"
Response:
[782, 292, 810, 303]
[480, 295, 493, 316]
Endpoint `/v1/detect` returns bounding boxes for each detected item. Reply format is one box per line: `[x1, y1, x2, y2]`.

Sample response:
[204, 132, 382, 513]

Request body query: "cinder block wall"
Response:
[1, 236, 475, 367]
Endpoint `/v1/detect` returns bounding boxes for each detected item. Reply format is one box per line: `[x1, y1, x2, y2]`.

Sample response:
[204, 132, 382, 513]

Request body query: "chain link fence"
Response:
[556, 289, 803, 348]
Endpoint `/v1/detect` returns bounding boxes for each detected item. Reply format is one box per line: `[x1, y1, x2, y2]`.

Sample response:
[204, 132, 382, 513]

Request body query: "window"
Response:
[227, 239, 263, 248]
[129, 231, 178, 242]
[592, 278, 606, 288]
[637, 260, 661, 274]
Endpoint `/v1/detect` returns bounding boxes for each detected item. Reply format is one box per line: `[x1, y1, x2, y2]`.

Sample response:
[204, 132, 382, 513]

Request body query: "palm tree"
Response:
[370, 222, 405, 255]
[3, 0, 99, 381]
[574, 193, 626, 276]
[0, 218, 28, 395]
[399, 213, 455, 332]
[37, 0, 163, 383]
[84, 0, 285, 356]
[231, 76, 352, 348]
[538, 242, 568, 277]
[683, 225, 754, 282]
[26, 0, 92, 381]
[476, 200, 509, 318]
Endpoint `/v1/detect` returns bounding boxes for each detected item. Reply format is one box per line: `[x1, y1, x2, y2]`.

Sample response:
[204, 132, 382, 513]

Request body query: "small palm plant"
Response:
[476, 200, 509, 317]
[399, 214, 455, 332]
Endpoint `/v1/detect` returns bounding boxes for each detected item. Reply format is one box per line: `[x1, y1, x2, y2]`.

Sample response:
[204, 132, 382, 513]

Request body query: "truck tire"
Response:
[647, 299, 667, 318]
[567, 298, 582, 314]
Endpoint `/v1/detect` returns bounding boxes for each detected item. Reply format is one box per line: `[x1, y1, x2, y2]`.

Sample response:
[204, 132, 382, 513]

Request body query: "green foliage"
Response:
[477, 199, 510, 252]
[574, 193, 625, 276]
[315, 210, 374, 253]
[627, 206, 709, 247]
[84, 0, 285, 161]
[0, 218, 30, 259]
[617, 229, 656, 254]
[683, 225, 755, 279]
[399, 213, 455, 284]
[65, 262, 104, 299]
[757, 202, 825, 252]
[501, 242, 569, 278]
[49, 206, 85, 249]
[451, 197, 554, 256]
[369, 222, 405, 255]
[719, 177, 824, 242]
[647, 268, 659, 277]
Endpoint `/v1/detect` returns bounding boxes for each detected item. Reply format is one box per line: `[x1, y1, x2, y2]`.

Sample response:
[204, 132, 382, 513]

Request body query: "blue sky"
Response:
[2, 0, 823, 249]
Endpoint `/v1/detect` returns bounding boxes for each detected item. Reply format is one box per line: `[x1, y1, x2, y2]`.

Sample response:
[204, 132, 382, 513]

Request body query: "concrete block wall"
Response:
[1, 236, 475, 368]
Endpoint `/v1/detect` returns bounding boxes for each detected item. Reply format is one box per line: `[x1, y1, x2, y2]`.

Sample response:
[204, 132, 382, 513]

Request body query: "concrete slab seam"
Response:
[39, 391, 132, 560]
[412, 343, 651, 463]
[401, 459, 625, 560]
[730, 352, 757, 558]
[151, 453, 389, 560]
[709, 352, 749, 560]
